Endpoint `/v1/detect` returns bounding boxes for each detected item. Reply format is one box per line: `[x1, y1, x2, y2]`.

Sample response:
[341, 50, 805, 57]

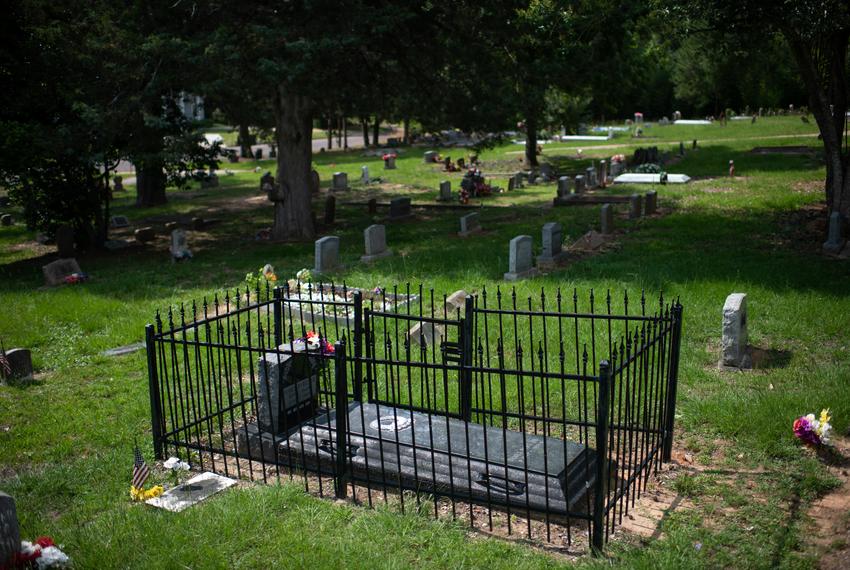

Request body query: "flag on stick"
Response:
[132, 443, 150, 489]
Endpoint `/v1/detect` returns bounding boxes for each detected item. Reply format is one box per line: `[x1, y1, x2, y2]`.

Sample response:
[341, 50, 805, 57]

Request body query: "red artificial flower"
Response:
[36, 537, 55, 548]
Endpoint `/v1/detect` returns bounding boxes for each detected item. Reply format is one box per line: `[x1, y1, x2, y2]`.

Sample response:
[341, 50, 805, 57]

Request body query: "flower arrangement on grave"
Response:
[129, 444, 164, 503]
[62, 272, 88, 285]
[14, 536, 71, 569]
[793, 409, 833, 447]
[635, 163, 661, 174]
[293, 330, 335, 355]
[129, 485, 164, 502]
[460, 168, 492, 199]
[382, 153, 397, 163]
[164, 456, 190, 488]
[611, 154, 625, 163]
[295, 268, 312, 282]
[244, 264, 278, 290]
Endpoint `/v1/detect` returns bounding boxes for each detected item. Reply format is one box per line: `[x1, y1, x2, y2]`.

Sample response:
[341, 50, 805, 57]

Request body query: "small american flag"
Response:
[132, 444, 150, 489]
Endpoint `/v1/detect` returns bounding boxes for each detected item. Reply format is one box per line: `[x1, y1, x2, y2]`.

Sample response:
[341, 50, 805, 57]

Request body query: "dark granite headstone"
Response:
[388, 197, 412, 220]
[0, 214, 12, 226]
[368, 198, 378, 215]
[0, 492, 19, 568]
[109, 215, 130, 229]
[56, 224, 75, 258]
[135, 227, 156, 243]
[324, 196, 336, 225]
[113, 176, 124, 192]
[3, 348, 33, 382]
[191, 217, 205, 231]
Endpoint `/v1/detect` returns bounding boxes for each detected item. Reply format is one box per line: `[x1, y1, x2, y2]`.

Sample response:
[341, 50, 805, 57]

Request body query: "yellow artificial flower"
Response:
[820, 408, 831, 424]
[130, 485, 164, 502]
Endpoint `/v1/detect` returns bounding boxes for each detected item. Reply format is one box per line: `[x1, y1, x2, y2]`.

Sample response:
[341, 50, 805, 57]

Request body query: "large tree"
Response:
[669, 0, 850, 221]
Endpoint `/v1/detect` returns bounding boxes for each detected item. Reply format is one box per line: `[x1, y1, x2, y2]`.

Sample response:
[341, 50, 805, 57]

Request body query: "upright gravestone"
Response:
[56, 224, 75, 258]
[0, 214, 12, 226]
[110, 215, 130, 229]
[113, 176, 124, 192]
[645, 191, 658, 215]
[384, 155, 396, 170]
[135, 227, 156, 243]
[610, 161, 625, 178]
[822, 212, 845, 253]
[514, 172, 524, 189]
[574, 175, 586, 194]
[458, 212, 482, 237]
[437, 180, 452, 202]
[679, 141, 685, 156]
[721, 293, 751, 368]
[170, 229, 192, 261]
[585, 166, 597, 189]
[42, 258, 82, 287]
[0, 492, 20, 568]
[557, 176, 571, 197]
[507, 177, 516, 192]
[367, 198, 378, 215]
[3, 348, 33, 383]
[361, 165, 370, 184]
[629, 194, 642, 219]
[309, 170, 320, 194]
[457, 157, 465, 170]
[324, 195, 336, 225]
[503, 235, 538, 281]
[332, 172, 348, 191]
[423, 150, 438, 163]
[314, 236, 340, 273]
[256, 344, 321, 434]
[361, 224, 393, 262]
[601, 204, 614, 235]
[536, 222, 567, 268]
[388, 197, 412, 220]
[599, 160, 608, 187]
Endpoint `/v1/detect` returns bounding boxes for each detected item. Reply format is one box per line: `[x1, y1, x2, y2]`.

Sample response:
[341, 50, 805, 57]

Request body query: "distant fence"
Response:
[145, 282, 682, 551]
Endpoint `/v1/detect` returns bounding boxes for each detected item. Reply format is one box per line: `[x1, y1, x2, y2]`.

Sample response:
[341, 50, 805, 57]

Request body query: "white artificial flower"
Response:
[37, 545, 71, 569]
[820, 422, 832, 443]
[20, 541, 40, 557]
[164, 457, 190, 471]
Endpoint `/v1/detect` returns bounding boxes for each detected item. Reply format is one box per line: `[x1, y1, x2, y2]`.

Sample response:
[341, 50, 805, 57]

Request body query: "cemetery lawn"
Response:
[2, 116, 850, 568]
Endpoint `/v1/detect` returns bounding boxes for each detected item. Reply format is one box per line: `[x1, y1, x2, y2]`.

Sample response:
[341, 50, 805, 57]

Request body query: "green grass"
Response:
[2, 116, 848, 568]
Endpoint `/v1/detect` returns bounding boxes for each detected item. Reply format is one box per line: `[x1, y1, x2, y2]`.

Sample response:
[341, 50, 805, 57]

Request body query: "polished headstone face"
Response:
[509, 235, 533, 273]
[256, 344, 322, 433]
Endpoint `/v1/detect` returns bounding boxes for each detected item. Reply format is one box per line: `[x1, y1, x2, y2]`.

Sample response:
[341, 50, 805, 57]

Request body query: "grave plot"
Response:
[145, 285, 683, 552]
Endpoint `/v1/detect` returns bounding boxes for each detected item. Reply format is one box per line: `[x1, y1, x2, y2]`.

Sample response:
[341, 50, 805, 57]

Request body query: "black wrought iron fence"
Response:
[145, 281, 682, 552]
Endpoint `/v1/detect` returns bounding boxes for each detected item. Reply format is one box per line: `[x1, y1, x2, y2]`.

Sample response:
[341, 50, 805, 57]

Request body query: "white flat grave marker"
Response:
[613, 173, 691, 184]
[673, 119, 712, 125]
[146, 471, 236, 512]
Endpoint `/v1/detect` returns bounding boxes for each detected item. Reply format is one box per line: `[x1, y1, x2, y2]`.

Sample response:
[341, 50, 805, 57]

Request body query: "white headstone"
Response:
[170, 229, 192, 261]
[361, 165, 370, 184]
[721, 293, 750, 368]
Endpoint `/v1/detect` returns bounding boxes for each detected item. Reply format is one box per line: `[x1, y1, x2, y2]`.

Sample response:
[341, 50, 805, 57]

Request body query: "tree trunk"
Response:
[403, 117, 410, 144]
[373, 116, 380, 147]
[326, 115, 333, 150]
[343, 118, 348, 149]
[524, 115, 539, 168]
[238, 123, 253, 158]
[273, 90, 316, 241]
[361, 118, 370, 147]
[336, 116, 342, 147]
[136, 160, 167, 207]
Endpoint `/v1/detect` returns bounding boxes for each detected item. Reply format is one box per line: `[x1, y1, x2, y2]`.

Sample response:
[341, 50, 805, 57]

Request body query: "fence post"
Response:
[662, 303, 684, 461]
[592, 360, 611, 554]
[459, 295, 475, 421]
[145, 324, 164, 460]
[334, 340, 349, 499]
[353, 291, 363, 402]
[273, 286, 283, 347]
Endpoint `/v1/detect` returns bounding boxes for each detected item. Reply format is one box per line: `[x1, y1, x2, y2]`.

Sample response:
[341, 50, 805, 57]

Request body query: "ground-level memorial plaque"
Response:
[146, 472, 236, 512]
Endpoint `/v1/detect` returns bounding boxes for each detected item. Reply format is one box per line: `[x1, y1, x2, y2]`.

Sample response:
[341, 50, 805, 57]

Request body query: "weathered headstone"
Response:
[314, 236, 340, 273]
[557, 176, 571, 197]
[629, 194, 642, 219]
[540, 163, 554, 181]
[170, 229, 192, 261]
[599, 160, 608, 187]
[42, 258, 82, 287]
[458, 212, 482, 237]
[585, 166, 596, 188]
[503, 235, 538, 281]
[384, 155, 396, 169]
[574, 175, 586, 194]
[3, 348, 33, 383]
[408, 290, 468, 347]
[822, 212, 845, 253]
[437, 180, 452, 202]
[332, 172, 349, 191]
[109, 215, 130, 229]
[601, 204, 614, 234]
[56, 224, 75, 258]
[361, 165, 370, 184]
[507, 177, 516, 192]
[536, 222, 568, 268]
[610, 161, 625, 178]
[423, 150, 438, 163]
[367, 198, 378, 215]
[135, 227, 156, 243]
[260, 172, 274, 193]
[309, 170, 320, 194]
[514, 172, 524, 189]
[721, 293, 751, 368]
[0, 214, 12, 226]
[388, 197, 412, 220]
[324, 195, 336, 225]
[645, 191, 658, 215]
[0, 492, 20, 567]
[361, 224, 393, 262]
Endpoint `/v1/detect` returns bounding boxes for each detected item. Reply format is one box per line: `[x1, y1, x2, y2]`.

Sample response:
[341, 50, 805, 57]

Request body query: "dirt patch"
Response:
[806, 437, 850, 570]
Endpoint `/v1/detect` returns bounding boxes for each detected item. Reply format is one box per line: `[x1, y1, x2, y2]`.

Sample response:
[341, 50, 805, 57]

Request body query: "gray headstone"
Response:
[574, 175, 586, 194]
[610, 161, 625, 178]
[645, 191, 658, 215]
[557, 176, 571, 197]
[56, 224, 75, 257]
[332, 172, 348, 191]
[0, 492, 19, 567]
[361, 165, 370, 184]
[384, 155, 396, 170]
[823, 212, 845, 253]
[314, 236, 340, 273]
[170, 229, 192, 261]
[3, 348, 33, 383]
[458, 212, 482, 236]
[423, 151, 438, 163]
[438, 180, 452, 201]
[361, 224, 392, 262]
[389, 197, 412, 220]
[514, 173, 524, 189]
[601, 204, 614, 235]
[540, 163, 554, 181]
[537, 222, 567, 268]
[42, 258, 82, 287]
[135, 227, 156, 243]
[0, 214, 12, 226]
[721, 293, 750, 368]
[629, 194, 642, 219]
[585, 166, 596, 188]
[504, 235, 538, 281]
[324, 195, 336, 225]
[598, 160, 608, 186]
[110, 215, 130, 229]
